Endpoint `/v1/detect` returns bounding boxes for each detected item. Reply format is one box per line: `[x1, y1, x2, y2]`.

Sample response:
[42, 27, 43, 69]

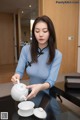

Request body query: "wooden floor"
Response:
[0, 64, 29, 83]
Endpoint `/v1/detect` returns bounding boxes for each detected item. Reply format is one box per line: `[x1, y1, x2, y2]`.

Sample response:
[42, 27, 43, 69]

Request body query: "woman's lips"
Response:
[39, 39, 44, 41]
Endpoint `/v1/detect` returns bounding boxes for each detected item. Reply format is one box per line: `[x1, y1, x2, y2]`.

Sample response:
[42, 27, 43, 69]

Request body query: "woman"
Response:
[11, 15, 62, 114]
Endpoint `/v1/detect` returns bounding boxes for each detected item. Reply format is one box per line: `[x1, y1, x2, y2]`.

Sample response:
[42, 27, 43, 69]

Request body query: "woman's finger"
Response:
[27, 91, 36, 100]
[26, 85, 33, 89]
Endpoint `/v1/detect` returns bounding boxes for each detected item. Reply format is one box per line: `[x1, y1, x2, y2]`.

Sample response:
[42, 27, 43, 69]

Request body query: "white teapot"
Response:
[11, 80, 28, 101]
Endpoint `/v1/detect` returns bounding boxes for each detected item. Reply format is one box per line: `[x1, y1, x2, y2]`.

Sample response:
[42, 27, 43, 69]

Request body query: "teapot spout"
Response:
[19, 95, 27, 101]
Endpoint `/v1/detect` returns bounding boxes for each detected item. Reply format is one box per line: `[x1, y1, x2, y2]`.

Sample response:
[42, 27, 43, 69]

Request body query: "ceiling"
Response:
[0, 0, 38, 26]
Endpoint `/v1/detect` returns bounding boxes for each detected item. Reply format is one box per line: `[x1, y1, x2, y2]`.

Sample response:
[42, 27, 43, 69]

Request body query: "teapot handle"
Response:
[16, 79, 20, 84]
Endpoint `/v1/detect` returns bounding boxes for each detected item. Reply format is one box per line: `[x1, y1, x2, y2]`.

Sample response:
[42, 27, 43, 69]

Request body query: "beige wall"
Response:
[39, 0, 79, 74]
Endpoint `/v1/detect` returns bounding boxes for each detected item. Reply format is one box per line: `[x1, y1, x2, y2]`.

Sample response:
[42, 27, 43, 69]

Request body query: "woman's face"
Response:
[34, 21, 50, 48]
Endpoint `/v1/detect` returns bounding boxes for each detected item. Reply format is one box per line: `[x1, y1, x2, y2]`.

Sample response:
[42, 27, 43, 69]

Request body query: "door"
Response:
[77, 4, 80, 73]
[0, 13, 15, 65]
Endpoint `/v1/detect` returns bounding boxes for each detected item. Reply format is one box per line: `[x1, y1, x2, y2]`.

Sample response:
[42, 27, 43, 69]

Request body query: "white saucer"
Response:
[18, 108, 34, 117]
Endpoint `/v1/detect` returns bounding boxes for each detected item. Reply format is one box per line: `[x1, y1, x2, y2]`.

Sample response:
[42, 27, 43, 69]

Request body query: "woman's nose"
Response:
[39, 31, 43, 36]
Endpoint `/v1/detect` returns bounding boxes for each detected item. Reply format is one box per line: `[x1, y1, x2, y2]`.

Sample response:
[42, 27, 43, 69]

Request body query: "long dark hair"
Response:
[31, 15, 57, 64]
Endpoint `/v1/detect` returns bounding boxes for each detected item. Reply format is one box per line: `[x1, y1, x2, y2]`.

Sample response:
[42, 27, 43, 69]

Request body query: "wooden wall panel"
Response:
[39, 0, 79, 73]
[0, 13, 15, 65]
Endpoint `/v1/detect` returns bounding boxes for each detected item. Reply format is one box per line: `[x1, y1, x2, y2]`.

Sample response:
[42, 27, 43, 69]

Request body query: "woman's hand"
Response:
[11, 73, 20, 84]
[26, 84, 43, 100]
[26, 83, 50, 100]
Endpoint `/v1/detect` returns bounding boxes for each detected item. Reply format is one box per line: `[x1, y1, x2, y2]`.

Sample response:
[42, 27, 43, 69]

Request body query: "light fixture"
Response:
[30, 19, 34, 31]
[29, 4, 31, 8]
[21, 11, 24, 14]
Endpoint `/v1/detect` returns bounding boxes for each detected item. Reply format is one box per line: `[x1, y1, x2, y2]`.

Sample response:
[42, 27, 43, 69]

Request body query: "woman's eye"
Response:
[43, 31, 48, 33]
[35, 31, 39, 33]
[35, 30, 48, 33]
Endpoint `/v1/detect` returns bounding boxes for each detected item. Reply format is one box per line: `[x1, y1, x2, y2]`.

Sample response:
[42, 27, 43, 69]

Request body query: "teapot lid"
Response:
[33, 107, 47, 119]
[14, 83, 27, 91]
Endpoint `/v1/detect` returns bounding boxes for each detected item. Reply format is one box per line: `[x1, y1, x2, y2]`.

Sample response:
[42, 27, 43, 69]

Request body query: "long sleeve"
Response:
[45, 50, 62, 88]
[15, 45, 29, 79]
